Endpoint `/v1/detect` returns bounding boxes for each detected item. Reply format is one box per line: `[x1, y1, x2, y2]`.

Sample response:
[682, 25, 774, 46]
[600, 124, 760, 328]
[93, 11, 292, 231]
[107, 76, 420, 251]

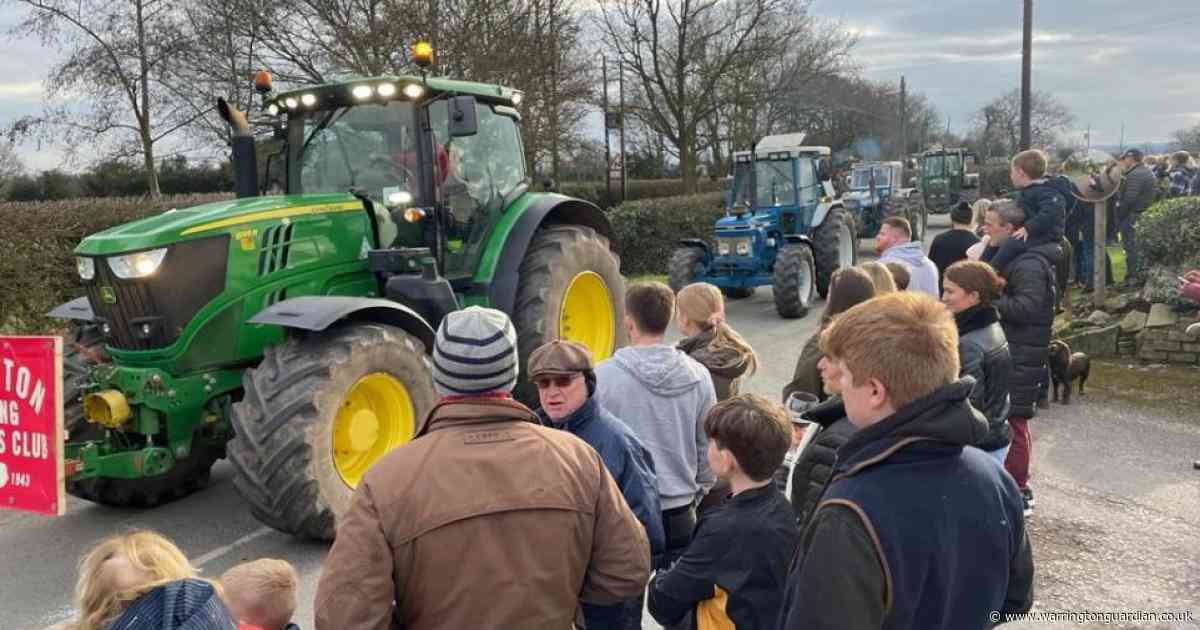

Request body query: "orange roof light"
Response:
[412, 41, 434, 68]
[252, 70, 273, 93]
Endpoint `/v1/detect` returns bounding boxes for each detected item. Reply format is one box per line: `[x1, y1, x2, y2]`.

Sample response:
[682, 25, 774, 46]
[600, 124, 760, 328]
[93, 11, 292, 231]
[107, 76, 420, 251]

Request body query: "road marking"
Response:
[192, 526, 275, 566]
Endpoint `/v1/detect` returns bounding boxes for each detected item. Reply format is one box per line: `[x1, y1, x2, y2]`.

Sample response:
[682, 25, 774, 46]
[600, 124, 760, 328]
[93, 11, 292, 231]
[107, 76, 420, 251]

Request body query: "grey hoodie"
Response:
[881, 241, 941, 298]
[595, 344, 717, 510]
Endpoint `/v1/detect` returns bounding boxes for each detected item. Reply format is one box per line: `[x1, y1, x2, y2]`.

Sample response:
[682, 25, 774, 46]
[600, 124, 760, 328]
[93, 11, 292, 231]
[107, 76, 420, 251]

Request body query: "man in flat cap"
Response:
[530, 339, 665, 630]
[317, 307, 650, 630]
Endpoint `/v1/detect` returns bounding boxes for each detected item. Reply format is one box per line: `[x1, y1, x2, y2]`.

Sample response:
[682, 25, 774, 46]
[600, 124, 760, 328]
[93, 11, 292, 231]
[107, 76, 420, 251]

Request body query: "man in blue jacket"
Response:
[530, 339, 664, 630]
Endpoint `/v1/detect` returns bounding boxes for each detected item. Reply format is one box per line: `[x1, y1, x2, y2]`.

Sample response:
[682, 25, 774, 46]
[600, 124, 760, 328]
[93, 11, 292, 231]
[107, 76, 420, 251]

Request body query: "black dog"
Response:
[1048, 340, 1090, 404]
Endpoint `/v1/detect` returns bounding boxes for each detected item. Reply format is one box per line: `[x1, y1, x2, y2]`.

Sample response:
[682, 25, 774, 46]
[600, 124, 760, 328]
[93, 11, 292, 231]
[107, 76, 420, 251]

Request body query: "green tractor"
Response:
[918, 146, 978, 215]
[49, 61, 627, 540]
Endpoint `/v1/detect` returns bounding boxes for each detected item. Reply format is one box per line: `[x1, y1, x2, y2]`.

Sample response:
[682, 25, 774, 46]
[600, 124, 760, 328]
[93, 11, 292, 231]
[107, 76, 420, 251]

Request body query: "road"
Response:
[3, 214, 1198, 629]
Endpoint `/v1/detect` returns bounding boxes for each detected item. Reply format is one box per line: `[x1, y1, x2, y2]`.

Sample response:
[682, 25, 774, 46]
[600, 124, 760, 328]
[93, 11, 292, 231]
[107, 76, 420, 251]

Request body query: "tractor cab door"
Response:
[796, 158, 820, 231]
[427, 99, 527, 282]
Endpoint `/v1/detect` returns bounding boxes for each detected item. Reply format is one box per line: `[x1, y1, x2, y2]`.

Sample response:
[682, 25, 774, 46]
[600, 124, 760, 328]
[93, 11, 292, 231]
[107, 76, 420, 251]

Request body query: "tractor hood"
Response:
[715, 211, 773, 232]
[74, 193, 363, 255]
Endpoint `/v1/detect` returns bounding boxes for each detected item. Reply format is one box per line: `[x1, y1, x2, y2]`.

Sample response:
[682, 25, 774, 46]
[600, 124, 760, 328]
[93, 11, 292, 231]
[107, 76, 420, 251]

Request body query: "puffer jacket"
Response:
[1016, 179, 1066, 243]
[782, 333, 826, 404]
[315, 398, 650, 630]
[677, 327, 754, 401]
[994, 242, 1059, 419]
[1118, 163, 1157, 217]
[788, 397, 856, 528]
[955, 304, 1012, 451]
[108, 579, 236, 630]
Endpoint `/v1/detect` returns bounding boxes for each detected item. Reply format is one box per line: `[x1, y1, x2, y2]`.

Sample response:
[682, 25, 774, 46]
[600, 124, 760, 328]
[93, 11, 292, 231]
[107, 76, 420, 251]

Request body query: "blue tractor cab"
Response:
[669, 133, 857, 318]
[841, 161, 926, 241]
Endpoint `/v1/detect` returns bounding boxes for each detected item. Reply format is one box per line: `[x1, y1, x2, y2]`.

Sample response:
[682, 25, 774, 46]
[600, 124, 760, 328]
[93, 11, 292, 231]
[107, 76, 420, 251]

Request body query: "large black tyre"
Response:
[810, 206, 858, 298]
[512, 224, 627, 406]
[63, 324, 107, 442]
[668, 247, 705, 293]
[890, 198, 926, 243]
[229, 324, 437, 540]
[773, 245, 816, 319]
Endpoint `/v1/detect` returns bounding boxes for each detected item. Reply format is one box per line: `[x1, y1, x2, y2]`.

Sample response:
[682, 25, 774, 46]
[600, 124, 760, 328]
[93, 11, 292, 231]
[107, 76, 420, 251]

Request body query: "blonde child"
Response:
[675, 282, 758, 401]
[222, 559, 300, 630]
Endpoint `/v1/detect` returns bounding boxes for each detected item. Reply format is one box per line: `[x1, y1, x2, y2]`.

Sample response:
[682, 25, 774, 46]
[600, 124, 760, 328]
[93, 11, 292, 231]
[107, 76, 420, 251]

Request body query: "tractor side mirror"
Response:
[449, 96, 478, 138]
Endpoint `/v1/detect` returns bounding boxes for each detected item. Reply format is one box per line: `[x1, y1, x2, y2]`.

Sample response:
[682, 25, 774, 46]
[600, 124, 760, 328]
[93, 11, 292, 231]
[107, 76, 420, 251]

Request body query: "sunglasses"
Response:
[534, 374, 580, 390]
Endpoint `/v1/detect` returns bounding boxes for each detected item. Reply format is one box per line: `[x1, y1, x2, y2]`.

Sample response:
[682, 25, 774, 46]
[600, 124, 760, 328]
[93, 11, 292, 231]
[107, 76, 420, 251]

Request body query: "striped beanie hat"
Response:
[432, 306, 519, 396]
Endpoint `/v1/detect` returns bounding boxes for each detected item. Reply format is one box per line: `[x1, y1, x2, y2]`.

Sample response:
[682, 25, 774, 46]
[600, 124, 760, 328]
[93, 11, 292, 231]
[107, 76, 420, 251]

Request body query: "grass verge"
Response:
[1085, 360, 1200, 420]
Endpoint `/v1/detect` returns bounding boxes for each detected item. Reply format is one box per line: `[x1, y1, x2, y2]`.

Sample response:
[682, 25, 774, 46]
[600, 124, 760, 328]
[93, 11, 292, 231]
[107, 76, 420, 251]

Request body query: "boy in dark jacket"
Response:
[530, 339, 664, 629]
[648, 394, 799, 630]
[778, 292, 1034, 630]
[984, 149, 1065, 273]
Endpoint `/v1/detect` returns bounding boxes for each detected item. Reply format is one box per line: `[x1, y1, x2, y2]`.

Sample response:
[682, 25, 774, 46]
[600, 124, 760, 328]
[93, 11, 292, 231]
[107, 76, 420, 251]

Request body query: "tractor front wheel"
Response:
[512, 224, 627, 404]
[810, 206, 858, 298]
[773, 245, 816, 319]
[229, 324, 436, 540]
[668, 247, 706, 293]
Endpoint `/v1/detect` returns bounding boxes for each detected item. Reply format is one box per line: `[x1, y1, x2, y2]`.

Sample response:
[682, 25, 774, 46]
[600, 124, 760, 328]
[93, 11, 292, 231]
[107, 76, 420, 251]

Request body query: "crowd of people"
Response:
[58, 147, 1200, 630]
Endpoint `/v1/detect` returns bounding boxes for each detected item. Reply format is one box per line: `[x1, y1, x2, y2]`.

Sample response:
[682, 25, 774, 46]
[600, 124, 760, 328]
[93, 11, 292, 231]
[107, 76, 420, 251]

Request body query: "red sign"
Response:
[0, 336, 64, 516]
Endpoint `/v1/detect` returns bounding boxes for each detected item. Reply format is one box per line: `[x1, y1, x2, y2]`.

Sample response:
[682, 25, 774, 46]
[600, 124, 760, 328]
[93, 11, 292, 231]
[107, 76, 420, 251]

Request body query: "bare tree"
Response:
[968, 89, 1074, 159]
[0, 142, 23, 198]
[599, 0, 827, 192]
[8, 0, 206, 197]
[1171, 123, 1200, 153]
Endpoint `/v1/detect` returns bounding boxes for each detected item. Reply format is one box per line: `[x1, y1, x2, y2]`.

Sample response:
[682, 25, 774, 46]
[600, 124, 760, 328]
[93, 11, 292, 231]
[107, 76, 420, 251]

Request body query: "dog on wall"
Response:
[1048, 339, 1090, 404]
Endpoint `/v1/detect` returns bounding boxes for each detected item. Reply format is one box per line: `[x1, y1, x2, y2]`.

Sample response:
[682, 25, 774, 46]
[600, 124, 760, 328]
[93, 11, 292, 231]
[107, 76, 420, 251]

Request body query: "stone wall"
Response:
[1131, 313, 1200, 365]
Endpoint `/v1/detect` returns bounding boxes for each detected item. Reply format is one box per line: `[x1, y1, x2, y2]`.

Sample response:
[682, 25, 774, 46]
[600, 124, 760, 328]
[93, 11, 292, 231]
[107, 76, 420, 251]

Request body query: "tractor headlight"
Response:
[736, 241, 750, 255]
[718, 242, 731, 256]
[76, 257, 95, 280]
[108, 248, 168, 279]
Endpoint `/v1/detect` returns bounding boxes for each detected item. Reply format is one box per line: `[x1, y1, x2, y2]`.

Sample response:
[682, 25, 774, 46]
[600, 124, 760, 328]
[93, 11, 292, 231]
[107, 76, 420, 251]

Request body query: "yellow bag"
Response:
[695, 585, 735, 630]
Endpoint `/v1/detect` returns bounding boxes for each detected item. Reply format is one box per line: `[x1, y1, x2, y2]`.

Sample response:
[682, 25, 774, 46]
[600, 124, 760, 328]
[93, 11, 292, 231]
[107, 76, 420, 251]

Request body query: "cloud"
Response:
[0, 81, 43, 98]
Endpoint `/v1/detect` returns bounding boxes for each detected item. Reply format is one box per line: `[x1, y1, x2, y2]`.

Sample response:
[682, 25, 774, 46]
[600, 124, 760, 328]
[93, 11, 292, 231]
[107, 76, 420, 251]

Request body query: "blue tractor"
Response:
[668, 134, 858, 318]
[841, 160, 927, 242]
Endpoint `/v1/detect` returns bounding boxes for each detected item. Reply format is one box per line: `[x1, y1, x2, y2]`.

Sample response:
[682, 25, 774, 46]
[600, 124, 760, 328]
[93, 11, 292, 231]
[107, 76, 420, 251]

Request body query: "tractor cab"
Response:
[919, 146, 977, 214]
[842, 161, 905, 238]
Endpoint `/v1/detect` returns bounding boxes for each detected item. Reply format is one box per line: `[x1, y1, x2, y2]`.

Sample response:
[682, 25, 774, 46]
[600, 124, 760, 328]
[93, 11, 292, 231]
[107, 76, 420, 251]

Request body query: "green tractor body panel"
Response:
[919, 147, 977, 214]
[54, 72, 623, 509]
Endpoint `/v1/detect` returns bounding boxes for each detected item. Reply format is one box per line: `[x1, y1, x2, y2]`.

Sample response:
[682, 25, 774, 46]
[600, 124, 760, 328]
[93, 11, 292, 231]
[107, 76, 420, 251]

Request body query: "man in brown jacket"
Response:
[314, 307, 651, 630]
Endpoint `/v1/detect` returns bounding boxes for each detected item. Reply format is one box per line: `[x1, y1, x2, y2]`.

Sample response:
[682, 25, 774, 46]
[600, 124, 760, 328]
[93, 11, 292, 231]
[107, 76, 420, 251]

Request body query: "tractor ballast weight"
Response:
[667, 133, 857, 318]
[50, 66, 628, 539]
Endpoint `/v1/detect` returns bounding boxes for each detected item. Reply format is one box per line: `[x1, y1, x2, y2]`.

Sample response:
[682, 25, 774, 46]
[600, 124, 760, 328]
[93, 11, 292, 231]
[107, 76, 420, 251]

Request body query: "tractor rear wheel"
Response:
[668, 247, 705, 293]
[229, 324, 436, 540]
[773, 245, 816, 319]
[512, 224, 627, 404]
[810, 206, 858, 298]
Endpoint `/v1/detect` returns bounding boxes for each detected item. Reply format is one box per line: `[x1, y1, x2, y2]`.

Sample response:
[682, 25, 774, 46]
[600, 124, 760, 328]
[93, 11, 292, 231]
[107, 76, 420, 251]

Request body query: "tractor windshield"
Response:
[293, 101, 419, 201]
[923, 154, 947, 177]
[851, 166, 891, 190]
[755, 159, 796, 206]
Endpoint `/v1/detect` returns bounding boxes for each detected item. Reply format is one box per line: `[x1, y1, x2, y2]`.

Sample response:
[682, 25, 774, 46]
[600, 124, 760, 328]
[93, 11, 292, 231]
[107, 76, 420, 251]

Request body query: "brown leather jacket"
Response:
[314, 398, 651, 630]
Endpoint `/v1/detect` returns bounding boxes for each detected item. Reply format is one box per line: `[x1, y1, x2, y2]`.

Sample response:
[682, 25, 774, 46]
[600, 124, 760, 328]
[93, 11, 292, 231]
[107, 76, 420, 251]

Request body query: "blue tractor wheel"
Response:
[668, 246, 706, 293]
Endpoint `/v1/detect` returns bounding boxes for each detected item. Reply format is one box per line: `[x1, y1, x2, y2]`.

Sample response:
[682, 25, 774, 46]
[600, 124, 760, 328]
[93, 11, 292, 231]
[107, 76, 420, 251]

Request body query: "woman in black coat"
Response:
[942, 260, 1013, 464]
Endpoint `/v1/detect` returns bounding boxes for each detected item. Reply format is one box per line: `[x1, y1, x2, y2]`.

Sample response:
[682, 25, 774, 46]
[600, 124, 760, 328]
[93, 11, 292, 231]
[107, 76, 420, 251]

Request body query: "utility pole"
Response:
[899, 76, 908, 161]
[1020, 0, 1033, 150]
[618, 60, 627, 203]
[1119, 123, 1125, 151]
[602, 58, 612, 207]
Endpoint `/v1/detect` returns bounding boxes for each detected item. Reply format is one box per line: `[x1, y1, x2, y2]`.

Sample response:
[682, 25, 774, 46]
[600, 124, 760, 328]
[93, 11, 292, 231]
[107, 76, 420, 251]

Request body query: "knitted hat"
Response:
[950, 200, 973, 225]
[432, 306, 519, 396]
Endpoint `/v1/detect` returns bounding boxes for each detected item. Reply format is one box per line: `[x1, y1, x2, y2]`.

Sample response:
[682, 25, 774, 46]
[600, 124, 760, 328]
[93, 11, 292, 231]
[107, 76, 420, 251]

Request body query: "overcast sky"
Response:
[3, 0, 1199, 171]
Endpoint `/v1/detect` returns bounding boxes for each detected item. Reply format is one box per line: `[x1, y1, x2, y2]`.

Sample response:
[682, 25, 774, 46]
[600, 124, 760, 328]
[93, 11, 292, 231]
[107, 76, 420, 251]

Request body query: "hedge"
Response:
[558, 178, 724, 208]
[0, 194, 232, 335]
[609, 192, 726, 276]
[1136, 196, 1200, 268]
[0, 189, 726, 334]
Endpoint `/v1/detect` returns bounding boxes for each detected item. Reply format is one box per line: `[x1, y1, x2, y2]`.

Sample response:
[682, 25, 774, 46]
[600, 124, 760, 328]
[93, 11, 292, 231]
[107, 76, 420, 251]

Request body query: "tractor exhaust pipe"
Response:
[217, 97, 259, 199]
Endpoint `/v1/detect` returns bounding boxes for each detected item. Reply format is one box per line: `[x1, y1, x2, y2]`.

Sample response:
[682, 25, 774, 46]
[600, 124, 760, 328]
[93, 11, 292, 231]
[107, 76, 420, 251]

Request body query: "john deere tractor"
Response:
[667, 134, 857, 319]
[840, 160, 926, 241]
[919, 146, 978, 216]
[49, 51, 627, 540]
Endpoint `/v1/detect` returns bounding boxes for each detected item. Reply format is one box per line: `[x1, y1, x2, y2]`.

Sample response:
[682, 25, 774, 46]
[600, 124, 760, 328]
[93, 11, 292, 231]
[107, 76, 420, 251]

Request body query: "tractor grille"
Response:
[83, 236, 229, 351]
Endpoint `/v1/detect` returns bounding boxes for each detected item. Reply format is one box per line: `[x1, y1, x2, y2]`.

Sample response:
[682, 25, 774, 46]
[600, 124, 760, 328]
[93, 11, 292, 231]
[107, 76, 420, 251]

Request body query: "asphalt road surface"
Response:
[3, 214, 1198, 629]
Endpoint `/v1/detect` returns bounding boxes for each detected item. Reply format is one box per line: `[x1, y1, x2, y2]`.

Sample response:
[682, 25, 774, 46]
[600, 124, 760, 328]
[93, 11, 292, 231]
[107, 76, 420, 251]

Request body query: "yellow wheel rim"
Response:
[561, 271, 616, 361]
[333, 372, 415, 488]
